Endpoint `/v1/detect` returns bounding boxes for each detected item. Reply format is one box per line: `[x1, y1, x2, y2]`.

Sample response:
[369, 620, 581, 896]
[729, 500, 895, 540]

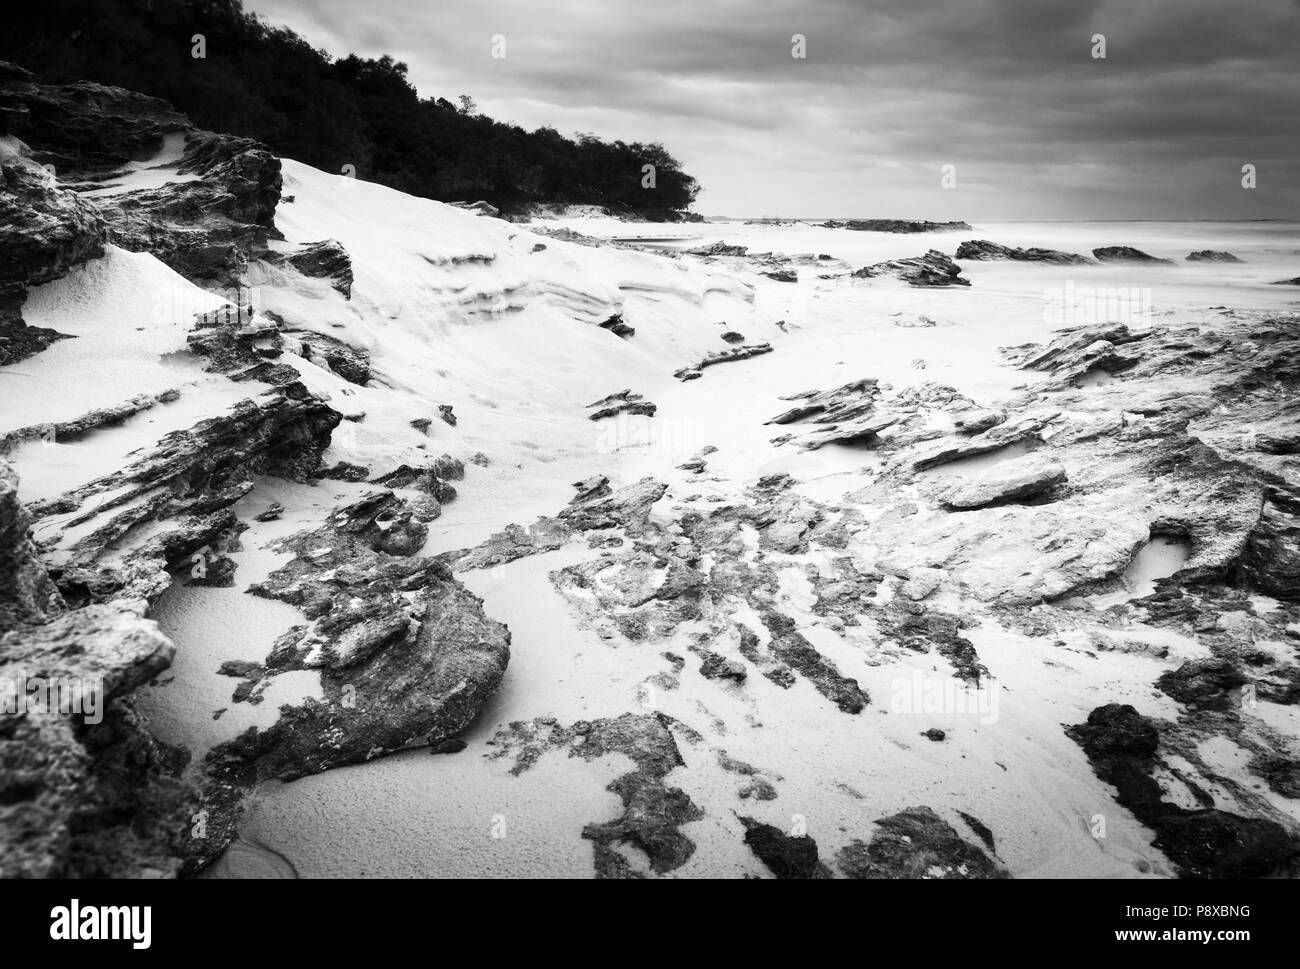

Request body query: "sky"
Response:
[248, 0, 1300, 220]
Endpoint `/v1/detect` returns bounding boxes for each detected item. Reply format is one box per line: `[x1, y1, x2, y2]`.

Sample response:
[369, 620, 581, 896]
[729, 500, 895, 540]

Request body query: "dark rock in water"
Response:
[1240, 493, 1300, 600]
[761, 268, 797, 283]
[835, 806, 1007, 879]
[1092, 246, 1174, 265]
[1156, 657, 1249, 711]
[438, 404, 457, 426]
[286, 239, 353, 297]
[673, 343, 774, 380]
[1186, 250, 1243, 263]
[851, 250, 971, 287]
[410, 417, 432, 434]
[1271, 276, 1300, 286]
[1067, 703, 1300, 878]
[821, 219, 971, 233]
[560, 477, 668, 531]
[598, 313, 635, 338]
[739, 816, 830, 878]
[923, 728, 946, 742]
[698, 651, 747, 683]
[955, 239, 1093, 265]
[721, 330, 745, 344]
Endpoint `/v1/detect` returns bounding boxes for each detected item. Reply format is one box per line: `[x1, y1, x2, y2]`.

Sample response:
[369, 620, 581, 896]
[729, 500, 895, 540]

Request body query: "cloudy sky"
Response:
[250, 0, 1299, 219]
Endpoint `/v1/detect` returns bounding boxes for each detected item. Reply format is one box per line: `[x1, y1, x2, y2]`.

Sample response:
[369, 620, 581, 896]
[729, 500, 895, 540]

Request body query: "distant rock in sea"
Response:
[1092, 246, 1174, 265]
[851, 250, 971, 287]
[956, 239, 1093, 265]
[1186, 249, 1243, 263]
[1270, 275, 1300, 285]
[821, 219, 971, 233]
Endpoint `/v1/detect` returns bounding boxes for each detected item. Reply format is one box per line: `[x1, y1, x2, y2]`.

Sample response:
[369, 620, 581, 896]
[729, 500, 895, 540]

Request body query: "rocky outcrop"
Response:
[285, 239, 353, 297]
[0, 62, 187, 173]
[29, 381, 341, 605]
[821, 220, 971, 233]
[835, 806, 1006, 879]
[586, 389, 656, 421]
[0, 161, 107, 364]
[93, 131, 282, 286]
[940, 455, 1068, 510]
[489, 713, 705, 877]
[673, 343, 774, 380]
[1186, 250, 1242, 263]
[1091, 246, 1174, 265]
[955, 239, 1092, 265]
[851, 250, 970, 287]
[1067, 704, 1300, 878]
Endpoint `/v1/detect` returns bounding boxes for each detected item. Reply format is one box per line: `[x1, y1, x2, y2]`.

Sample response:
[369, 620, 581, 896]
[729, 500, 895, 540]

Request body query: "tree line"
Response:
[2, 0, 701, 218]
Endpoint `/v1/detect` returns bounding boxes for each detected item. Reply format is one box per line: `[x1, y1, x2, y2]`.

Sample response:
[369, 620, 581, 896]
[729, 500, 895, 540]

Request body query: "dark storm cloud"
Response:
[249, 0, 1300, 218]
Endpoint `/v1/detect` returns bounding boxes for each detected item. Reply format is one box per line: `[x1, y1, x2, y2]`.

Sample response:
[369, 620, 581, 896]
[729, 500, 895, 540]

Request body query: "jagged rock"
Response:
[27, 381, 340, 602]
[410, 417, 432, 434]
[851, 250, 970, 287]
[1, 389, 181, 453]
[319, 460, 371, 482]
[956, 239, 1092, 265]
[0, 161, 107, 363]
[488, 713, 704, 877]
[721, 330, 746, 344]
[1, 601, 196, 878]
[1067, 704, 1300, 878]
[766, 377, 891, 449]
[684, 240, 748, 256]
[761, 268, 797, 283]
[1156, 657, 1249, 711]
[740, 817, 830, 878]
[560, 477, 667, 531]
[1240, 494, 1300, 601]
[0, 460, 63, 629]
[0, 63, 187, 172]
[1186, 250, 1242, 263]
[92, 129, 282, 286]
[941, 455, 1068, 510]
[284, 329, 370, 385]
[598, 313, 635, 338]
[1092, 246, 1174, 265]
[254, 502, 283, 522]
[835, 806, 1006, 879]
[820, 219, 971, 233]
[450, 200, 499, 218]
[287, 239, 353, 297]
[438, 404, 457, 426]
[587, 389, 656, 421]
[673, 343, 774, 380]
[1272, 276, 1300, 286]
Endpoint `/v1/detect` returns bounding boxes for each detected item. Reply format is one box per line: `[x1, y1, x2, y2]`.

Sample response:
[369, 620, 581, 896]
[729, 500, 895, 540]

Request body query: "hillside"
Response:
[1, 0, 701, 219]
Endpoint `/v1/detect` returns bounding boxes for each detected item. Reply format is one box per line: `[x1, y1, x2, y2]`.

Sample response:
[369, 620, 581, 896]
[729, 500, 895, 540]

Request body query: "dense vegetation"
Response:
[2, 0, 701, 217]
